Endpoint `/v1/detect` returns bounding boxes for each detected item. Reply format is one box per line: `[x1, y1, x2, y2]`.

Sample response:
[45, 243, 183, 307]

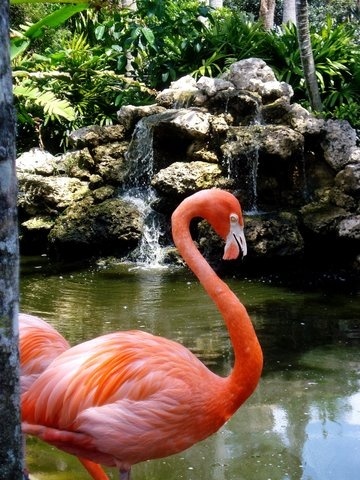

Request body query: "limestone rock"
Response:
[245, 213, 304, 258]
[49, 197, 142, 257]
[288, 103, 325, 135]
[152, 161, 228, 196]
[17, 173, 89, 217]
[16, 148, 65, 176]
[222, 125, 304, 160]
[321, 119, 357, 171]
[337, 215, 360, 240]
[335, 163, 360, 197]
[196, 76, 235, 97]
[300, 201, 348, 235]
[260, 125, 304, 159]
[62, 148, 95, 180]
[92, 142, 130, 185]
[223, 58, 276, 90]
[117, 104, 166, 131]
[68, 124, 126, 149]
[20, 216, 55, 254]
[156, 76, 207, 108]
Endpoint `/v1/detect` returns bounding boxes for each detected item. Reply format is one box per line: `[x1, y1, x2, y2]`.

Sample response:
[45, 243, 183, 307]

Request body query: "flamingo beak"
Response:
[223, 220, 247, 260]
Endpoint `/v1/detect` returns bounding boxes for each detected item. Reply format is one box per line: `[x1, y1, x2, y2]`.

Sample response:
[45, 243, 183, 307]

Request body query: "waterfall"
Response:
[245, 148, 260, 213]
[121, 117, 166, 268]
[224, 147, 260, 214]
[125, 117, 156, 187]
[122, 188, 165, 268]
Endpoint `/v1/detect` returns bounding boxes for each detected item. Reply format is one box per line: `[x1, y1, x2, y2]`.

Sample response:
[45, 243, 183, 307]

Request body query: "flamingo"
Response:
[21, 188, 263, 480]
[19, 313, 109, 480]
[19, 313, 70, 393]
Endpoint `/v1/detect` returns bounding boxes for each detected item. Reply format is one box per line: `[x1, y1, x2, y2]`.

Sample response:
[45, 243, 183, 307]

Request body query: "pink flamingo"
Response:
[19, 313, 109, 480]
[19, 313, 70, 393]
[21, 189, 263, 480]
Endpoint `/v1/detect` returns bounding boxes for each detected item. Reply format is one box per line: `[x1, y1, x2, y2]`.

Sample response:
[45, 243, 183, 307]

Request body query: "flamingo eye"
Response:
[230, 213, 238, 224]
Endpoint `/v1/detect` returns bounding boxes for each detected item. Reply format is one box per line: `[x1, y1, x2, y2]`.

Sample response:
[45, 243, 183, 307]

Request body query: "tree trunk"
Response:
[295, 0, 323, 111]
[283, 0, 296, 25]
[0, 1, 23, 479]
[122, 0, 137, 10]
[259, 0, 276, 30]
[209, 0, 223, 8]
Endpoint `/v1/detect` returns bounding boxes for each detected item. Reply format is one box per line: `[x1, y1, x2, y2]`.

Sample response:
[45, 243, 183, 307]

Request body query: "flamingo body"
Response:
[19, 313, 109, 480]
[22, 189, 263, 479]
[19, 313, 70, 393]
[23, 330, 229, 468]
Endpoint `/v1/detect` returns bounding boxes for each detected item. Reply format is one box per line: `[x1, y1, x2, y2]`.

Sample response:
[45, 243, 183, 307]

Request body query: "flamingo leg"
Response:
[78, 457, 110, 480]
[120, 468, 131, 480]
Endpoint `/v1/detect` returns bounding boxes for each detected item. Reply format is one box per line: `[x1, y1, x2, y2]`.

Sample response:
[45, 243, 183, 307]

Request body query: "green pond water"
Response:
[20, 256, 360, 480]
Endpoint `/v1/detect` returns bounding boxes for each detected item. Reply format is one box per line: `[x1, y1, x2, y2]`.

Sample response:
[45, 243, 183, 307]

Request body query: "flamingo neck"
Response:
[172, 203, 263, 415]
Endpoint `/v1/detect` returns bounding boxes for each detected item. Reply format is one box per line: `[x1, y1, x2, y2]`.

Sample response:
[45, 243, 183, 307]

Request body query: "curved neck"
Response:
[172, 202, 263, 414]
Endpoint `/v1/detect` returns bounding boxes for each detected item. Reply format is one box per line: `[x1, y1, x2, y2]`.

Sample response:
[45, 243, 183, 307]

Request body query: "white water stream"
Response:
[121, 117, 167, 268]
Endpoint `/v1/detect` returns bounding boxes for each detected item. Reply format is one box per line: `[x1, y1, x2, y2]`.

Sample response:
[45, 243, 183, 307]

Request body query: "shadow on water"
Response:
[20, 256, 360, 480]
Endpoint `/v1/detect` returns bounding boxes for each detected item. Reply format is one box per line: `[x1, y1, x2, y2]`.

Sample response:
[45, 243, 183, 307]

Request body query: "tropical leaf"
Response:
[10, 3, 89, 60]
[13, 85, 76, 122]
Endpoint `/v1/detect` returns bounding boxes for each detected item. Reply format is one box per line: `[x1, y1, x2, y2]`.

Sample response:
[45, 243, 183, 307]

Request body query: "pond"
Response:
[20, 256, 360, 480]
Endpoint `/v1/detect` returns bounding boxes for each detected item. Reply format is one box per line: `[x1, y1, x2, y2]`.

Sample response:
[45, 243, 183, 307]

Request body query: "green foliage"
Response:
[205, 9, 268, 68]
[265, 16, 360, 124]
[91, 0, 213, 87]
[309, 0, 360, 26]
[11, 0, 360, 153]
[14, 83, 76, 122]
[10, 3, 88, 60]
[12, 7, 155, 152]
[266, 23, 303, 91]
[331, 101, 360, 129]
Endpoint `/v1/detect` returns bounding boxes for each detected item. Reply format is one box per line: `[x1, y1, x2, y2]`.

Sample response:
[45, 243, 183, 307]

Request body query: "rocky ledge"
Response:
[17, 58, 360, 274]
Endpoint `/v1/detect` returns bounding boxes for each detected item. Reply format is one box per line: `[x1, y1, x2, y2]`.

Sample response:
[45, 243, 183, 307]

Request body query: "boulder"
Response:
[156, 75, 207, 108]
[321, 119, 357, 171]
[20, 216, 55, 254]
[337, 215, 360, 240]
[222, 125, 304, 160]
[196, 76, 235, 97]
[151, 161, 230, 197]
[245, 212, 304, 258]
[16, 148, 65, 176]
[49, 197, 142, 258]
[287, 103, 325, 136]
[335, 163, 360, 197]
[17, 173, 89, 217]
[68, 124, 127, 149]
[300, 201, 348, 235]
[117, 104, 166, 131]
[62, 148, 95, 181]
[223, 58, 276, 91]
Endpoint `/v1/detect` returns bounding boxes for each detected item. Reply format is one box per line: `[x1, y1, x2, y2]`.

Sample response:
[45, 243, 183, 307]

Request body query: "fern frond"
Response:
[13, 85, 76, 122]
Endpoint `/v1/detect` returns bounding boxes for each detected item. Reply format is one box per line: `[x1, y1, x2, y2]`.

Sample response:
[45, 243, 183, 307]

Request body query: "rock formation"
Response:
[17, 58, 360, 272]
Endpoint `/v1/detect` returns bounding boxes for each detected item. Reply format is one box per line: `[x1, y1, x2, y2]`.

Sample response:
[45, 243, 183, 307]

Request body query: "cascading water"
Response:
[121, 117, 166, 268]
[245, 148, 260, 214]
[122, 187, 165, 267]
[125, 117, 156, 186]
[223, 147, 260, 214]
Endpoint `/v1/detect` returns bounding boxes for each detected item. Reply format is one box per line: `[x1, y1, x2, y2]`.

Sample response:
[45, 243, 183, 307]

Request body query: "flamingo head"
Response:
[195, 189, 247, 261]
[222, 212, 247, 260]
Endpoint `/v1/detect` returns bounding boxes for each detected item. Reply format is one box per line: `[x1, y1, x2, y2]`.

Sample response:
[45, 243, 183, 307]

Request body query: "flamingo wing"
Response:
[22, 330, 225, 470]
[19, 313, 70, 393]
